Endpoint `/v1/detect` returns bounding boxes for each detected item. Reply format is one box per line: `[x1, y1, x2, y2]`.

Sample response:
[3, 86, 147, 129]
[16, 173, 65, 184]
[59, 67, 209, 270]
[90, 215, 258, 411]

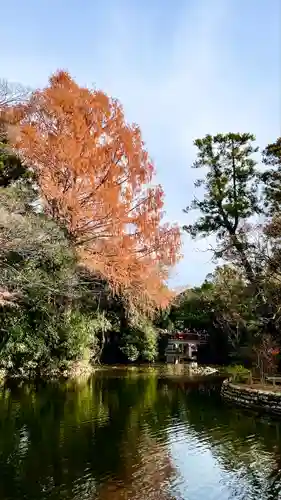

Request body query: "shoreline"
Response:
[221, 380, 281, 416]
[0, 362, 219, 385]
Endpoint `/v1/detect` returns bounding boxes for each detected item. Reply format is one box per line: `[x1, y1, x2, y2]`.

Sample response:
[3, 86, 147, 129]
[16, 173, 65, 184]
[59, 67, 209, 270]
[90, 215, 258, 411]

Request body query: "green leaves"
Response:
[184, 133, 260, 240]
[262, 137, 281, 216]
[0, 139, 32, 188]
[120, 315, 158, 363]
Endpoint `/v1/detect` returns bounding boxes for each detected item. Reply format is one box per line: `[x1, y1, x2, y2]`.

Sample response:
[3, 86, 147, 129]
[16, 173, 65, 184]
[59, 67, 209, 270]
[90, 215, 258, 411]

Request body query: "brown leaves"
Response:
[9, 70, 181, 311]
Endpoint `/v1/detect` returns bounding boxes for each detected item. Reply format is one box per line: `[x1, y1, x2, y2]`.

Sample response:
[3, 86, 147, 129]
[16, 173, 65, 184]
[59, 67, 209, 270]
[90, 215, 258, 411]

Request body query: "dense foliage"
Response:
[1, 74, 280, 378]
[177, 133, 281, 373]
[0, 75, 180, 378]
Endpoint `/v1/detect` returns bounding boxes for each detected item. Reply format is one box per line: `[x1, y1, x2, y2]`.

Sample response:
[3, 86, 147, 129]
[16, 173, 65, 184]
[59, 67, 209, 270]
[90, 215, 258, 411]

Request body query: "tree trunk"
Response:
[231, 234, 255, 284]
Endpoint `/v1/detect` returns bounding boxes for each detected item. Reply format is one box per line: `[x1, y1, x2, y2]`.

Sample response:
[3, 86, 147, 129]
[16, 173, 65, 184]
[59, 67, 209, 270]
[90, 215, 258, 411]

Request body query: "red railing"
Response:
[169, 330, 208, 344]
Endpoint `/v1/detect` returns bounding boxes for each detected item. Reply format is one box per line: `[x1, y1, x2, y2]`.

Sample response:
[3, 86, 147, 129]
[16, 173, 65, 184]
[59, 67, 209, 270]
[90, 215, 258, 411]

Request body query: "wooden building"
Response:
[165, 331, 207, 364]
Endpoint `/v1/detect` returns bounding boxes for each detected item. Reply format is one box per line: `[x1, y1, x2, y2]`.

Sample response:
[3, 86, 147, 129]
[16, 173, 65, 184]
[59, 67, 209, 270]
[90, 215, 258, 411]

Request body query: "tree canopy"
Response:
[1, 72, 281, 378]
[9, 71, 181, 311]
[0, 72, 182, 377]
[178, 132, 281, 370]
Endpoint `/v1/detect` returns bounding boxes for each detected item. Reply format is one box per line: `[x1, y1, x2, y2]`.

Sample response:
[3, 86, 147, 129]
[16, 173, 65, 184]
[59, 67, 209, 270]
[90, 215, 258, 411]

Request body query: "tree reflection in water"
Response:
[0, 372, 280, 499]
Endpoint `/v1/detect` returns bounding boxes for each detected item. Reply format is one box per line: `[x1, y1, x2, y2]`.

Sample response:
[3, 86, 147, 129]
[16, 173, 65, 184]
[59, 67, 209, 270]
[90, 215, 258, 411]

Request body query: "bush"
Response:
[226, 364, 251, 383]
[0, 186, 114, 377]
[0, 307, 113, 377]
[120, 342, 139, 362]
[119, 316, 158, 363]
[61, 311, 111, 363]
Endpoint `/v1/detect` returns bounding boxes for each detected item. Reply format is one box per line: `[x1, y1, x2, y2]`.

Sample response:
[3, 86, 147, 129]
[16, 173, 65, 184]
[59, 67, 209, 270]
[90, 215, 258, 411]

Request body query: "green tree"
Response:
[207, 266, 260, 362]
[262, 137, 281, 216]
[0, 181, 162, 376]
[120, 313, 158, 363]
[183, 133, 260, 282]
[0, 185, 111, 377]
[0, 137, 29, 188]
[0, 79, 32, 187]
[182, 133, 281, 343]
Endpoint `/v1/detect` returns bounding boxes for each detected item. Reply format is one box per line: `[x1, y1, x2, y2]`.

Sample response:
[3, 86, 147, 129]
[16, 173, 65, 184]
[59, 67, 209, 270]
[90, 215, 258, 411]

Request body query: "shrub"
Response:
[119, 315, 158, 363]
[226, 364, 251, 383]
[120, 342, 139, 362]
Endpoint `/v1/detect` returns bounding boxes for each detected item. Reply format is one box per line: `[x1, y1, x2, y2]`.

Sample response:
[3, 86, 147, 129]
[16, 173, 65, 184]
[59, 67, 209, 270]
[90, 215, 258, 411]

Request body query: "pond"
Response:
[0, 367, 281, 500]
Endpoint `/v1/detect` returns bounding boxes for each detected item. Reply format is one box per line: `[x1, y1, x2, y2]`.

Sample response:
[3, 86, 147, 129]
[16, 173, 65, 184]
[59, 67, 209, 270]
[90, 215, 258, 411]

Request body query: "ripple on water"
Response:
[1, 374, 281, 500]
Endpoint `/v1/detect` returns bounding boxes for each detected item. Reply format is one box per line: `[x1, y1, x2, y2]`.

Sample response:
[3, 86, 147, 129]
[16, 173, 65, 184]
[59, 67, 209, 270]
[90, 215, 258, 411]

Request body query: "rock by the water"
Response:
[189, 363, 218, 376]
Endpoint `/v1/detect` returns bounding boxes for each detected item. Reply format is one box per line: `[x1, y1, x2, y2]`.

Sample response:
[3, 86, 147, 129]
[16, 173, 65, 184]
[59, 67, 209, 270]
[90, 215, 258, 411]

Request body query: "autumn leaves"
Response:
[8, 71, 181, 312]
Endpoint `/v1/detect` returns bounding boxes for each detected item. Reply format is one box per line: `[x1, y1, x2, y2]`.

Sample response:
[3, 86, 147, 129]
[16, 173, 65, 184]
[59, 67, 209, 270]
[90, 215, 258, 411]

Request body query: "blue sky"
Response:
[1, 0, 280, 287]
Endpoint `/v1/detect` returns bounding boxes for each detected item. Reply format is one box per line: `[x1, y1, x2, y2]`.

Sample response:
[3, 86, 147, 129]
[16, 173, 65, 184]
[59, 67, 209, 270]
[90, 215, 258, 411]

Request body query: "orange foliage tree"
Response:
[10, 71, 181, 311]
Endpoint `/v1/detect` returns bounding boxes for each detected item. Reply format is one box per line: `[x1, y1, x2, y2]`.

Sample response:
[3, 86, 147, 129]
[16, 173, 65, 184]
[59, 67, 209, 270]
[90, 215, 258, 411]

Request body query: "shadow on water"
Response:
[0, 369, 281, 499]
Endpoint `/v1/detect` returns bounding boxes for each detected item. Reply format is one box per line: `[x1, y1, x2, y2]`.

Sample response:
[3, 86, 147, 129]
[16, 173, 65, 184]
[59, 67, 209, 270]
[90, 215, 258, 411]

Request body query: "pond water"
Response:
[0, 367, 281, 500]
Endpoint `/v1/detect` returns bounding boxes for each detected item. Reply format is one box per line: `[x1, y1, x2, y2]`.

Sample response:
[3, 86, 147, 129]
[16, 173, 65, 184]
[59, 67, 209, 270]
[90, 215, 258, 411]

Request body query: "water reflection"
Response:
[0, 371, 280, 499]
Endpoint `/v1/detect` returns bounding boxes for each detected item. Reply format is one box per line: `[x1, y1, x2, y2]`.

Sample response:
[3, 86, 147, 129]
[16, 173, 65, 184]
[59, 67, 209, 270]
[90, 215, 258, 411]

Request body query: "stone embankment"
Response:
[221, 380, 281, 416]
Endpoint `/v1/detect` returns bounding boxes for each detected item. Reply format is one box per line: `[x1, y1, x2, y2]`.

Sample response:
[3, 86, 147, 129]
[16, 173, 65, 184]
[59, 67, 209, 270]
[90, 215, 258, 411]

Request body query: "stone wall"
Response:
[221, 380, 281, 416]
